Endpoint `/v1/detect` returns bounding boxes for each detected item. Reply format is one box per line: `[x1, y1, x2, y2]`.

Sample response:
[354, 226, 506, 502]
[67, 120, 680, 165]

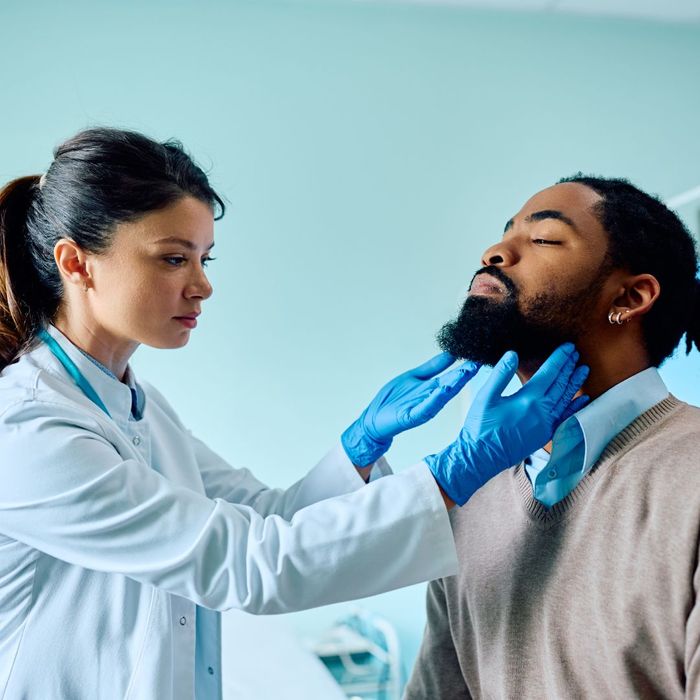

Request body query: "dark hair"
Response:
[558, 173, 699, 367]
[0, 127, 224, 370]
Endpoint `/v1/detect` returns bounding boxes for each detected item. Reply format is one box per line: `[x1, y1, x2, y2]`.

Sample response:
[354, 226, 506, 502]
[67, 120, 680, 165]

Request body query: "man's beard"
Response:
[436, 265, 606, 366]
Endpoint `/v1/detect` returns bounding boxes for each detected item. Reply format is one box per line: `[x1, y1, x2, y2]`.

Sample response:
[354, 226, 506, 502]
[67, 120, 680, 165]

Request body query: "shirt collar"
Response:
[524, 367, 669, 507]
[560, 366, 669, 474]
[40, 324, 146, 423]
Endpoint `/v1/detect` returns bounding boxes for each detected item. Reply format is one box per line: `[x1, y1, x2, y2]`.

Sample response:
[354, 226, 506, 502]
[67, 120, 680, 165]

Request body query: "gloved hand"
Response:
[342, 353, 481, 467]
[425, 343, 589, 506]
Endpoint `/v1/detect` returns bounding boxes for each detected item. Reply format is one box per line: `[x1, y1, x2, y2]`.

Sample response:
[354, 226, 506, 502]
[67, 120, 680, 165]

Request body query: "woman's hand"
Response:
[342, 353, 481, 467]
[425, 343, 589, 506]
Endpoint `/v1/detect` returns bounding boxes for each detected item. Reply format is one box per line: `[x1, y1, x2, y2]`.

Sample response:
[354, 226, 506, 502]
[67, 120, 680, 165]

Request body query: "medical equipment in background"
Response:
[666, 184, 700, 210]
[222, 611, 346, 699]
[666, 184, 700, 238]
[310, 610, 403, 700]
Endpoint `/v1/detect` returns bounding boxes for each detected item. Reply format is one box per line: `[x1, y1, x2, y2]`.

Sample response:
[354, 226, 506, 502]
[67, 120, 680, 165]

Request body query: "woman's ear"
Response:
[53, 238, 90, 289]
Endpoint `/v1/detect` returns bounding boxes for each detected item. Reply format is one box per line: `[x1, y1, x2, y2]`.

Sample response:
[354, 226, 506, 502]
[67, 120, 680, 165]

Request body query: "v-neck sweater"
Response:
[406, 395, 700, 699]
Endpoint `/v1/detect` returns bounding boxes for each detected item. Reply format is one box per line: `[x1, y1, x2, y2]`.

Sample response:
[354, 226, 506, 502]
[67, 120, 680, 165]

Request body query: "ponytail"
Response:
[0, 176, 46, 370]
[685, 278, 700, 355]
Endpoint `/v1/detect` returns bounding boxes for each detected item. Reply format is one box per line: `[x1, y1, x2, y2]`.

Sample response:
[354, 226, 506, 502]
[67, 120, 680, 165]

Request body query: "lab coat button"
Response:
[179, 616, 187, 626]
[208, 667, 214, 675]
[548, 469, 557, 478]
[132, 436, 141, 446]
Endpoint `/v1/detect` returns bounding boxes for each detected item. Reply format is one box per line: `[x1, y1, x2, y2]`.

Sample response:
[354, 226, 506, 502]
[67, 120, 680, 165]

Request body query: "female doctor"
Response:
[0, 128, 588, 699]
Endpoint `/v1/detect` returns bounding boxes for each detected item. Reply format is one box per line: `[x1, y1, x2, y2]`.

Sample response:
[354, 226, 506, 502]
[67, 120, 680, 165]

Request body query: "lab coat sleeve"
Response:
[190, 434, 393, 518]
[142, 379, 392, 516]
[0, 401, 457, 614]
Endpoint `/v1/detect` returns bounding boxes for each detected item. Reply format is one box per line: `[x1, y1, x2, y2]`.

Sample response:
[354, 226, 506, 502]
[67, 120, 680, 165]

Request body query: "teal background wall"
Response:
[2, 0, 699, 689]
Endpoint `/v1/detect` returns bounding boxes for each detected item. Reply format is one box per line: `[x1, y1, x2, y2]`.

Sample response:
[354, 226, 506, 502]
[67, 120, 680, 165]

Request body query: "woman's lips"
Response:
[174, 317, 197, 329]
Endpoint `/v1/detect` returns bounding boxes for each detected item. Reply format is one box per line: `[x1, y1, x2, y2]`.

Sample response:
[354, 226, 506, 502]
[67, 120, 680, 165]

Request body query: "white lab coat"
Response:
[0, 325, 457, 699]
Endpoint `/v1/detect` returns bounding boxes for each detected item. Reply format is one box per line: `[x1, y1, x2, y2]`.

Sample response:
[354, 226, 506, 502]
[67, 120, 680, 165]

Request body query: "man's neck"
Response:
[517, 344, 653, 454]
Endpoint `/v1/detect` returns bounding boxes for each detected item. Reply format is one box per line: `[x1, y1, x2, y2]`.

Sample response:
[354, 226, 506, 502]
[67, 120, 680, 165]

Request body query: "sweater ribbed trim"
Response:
[514, 395, 684, 526]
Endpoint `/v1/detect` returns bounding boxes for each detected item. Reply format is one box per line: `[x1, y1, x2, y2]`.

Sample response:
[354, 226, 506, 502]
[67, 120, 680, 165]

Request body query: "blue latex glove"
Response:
[425, 343, 590, 506]
[342, 353, 481, 467]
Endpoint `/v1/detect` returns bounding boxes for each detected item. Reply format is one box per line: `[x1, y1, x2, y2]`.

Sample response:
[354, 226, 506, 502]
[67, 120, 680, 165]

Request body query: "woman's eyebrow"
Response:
[152, 236, 215, 250]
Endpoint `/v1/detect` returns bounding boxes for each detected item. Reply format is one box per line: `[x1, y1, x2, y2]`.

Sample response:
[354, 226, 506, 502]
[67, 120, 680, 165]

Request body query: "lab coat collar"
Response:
[39, 324, 145, 424]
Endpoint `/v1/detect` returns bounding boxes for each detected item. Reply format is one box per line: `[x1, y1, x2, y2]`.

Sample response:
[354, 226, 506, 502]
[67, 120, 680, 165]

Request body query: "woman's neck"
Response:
[52, 314, 138, 382]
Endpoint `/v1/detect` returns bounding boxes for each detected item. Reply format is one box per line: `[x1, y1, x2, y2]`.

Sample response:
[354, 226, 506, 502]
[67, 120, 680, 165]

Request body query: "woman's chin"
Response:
[141, 330, 191, 350]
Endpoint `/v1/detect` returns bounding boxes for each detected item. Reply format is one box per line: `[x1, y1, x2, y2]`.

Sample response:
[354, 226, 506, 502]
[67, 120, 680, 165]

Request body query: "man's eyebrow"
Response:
[503, 209, 579, 235]
[152, 236, 215, 250]
[525, 210, 579, 232]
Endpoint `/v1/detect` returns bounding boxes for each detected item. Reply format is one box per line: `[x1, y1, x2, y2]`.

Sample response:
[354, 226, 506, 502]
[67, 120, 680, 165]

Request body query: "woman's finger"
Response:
[435, 361, 480, 390]
[409, 352, 456, 380]
[553, 364, 590, 417]
[404, 362, 479, 426]
[480, 351, 519, 401]
[559, 393, 591, 423]
[527, 343, 578, 394]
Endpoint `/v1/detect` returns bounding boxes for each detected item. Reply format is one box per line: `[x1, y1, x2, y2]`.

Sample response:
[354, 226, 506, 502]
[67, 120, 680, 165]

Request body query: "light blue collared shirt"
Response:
[76, 344, 145, 420]
[525, 367, 669, 507]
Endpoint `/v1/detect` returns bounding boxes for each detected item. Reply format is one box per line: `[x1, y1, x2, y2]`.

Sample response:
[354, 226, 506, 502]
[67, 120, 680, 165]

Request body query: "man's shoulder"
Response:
[645, 396, 700, 443]
[669, 396, 700, 419]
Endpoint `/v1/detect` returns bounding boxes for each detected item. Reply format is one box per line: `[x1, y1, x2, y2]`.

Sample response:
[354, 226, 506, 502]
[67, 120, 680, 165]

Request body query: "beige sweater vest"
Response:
[406, 396, 700, 699]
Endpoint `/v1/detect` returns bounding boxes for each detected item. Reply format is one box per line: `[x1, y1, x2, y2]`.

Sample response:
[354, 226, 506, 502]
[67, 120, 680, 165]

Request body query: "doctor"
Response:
[0, 128, 588, 699]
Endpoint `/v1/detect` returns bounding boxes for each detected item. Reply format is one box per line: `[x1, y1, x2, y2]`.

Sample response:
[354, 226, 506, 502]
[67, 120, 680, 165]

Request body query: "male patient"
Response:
[405, 175, 700, 699]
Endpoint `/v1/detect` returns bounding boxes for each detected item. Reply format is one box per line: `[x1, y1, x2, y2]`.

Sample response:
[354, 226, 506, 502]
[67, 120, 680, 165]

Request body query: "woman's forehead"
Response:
[113, 196, 215, 249]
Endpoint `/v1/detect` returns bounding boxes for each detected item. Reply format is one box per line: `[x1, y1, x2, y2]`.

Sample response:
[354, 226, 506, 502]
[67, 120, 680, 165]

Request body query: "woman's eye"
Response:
[532, 239, 561, 245]
[163, 256, 217, 267]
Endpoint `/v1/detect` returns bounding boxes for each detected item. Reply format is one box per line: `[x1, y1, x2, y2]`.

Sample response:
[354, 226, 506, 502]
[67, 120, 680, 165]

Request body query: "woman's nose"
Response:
[186, 269, 213, 300]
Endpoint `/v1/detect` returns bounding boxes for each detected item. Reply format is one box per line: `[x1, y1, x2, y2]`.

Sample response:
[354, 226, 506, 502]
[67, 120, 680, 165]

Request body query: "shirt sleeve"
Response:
[0, 400, 457, 615]
[404, 577, 472, 700]
[190, 434, 392, 517]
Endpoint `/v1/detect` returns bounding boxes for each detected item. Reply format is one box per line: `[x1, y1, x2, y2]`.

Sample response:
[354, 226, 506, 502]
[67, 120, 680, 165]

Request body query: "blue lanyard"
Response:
[38, 329, 112, 418]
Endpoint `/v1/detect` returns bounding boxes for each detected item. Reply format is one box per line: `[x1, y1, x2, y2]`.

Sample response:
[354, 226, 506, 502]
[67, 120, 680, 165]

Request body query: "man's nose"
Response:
[481, 241, 517, 268]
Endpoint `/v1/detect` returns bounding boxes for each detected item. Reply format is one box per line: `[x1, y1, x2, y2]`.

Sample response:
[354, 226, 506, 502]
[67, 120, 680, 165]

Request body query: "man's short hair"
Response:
[558, 174, 700, 367]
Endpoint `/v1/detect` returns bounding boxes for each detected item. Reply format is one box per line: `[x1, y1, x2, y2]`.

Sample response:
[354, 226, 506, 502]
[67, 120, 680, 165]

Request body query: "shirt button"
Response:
[207, 667, 214, 675]
[179, 616, 187, 626]
[132, 436, 141, 446]
[548, 469, 557, 478]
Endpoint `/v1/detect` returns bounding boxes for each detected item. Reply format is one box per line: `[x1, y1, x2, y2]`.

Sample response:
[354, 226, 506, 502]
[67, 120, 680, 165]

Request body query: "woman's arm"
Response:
[143, 379, 391, 517]
[189, 433, 392, 518]
[0, 400, 457, 615]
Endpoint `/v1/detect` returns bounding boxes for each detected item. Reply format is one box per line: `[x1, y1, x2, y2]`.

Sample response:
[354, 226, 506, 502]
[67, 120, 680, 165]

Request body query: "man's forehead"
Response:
[504, 182, 606, 241]
[519, 183, 602, 222]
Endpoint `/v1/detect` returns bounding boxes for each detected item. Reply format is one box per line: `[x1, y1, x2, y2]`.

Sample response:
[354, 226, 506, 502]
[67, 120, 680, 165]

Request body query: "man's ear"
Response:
[609, 274, 661, 322]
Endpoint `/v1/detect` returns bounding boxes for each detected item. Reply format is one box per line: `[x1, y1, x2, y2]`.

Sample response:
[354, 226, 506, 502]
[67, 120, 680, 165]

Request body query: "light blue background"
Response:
[2, 0, 699, 688]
